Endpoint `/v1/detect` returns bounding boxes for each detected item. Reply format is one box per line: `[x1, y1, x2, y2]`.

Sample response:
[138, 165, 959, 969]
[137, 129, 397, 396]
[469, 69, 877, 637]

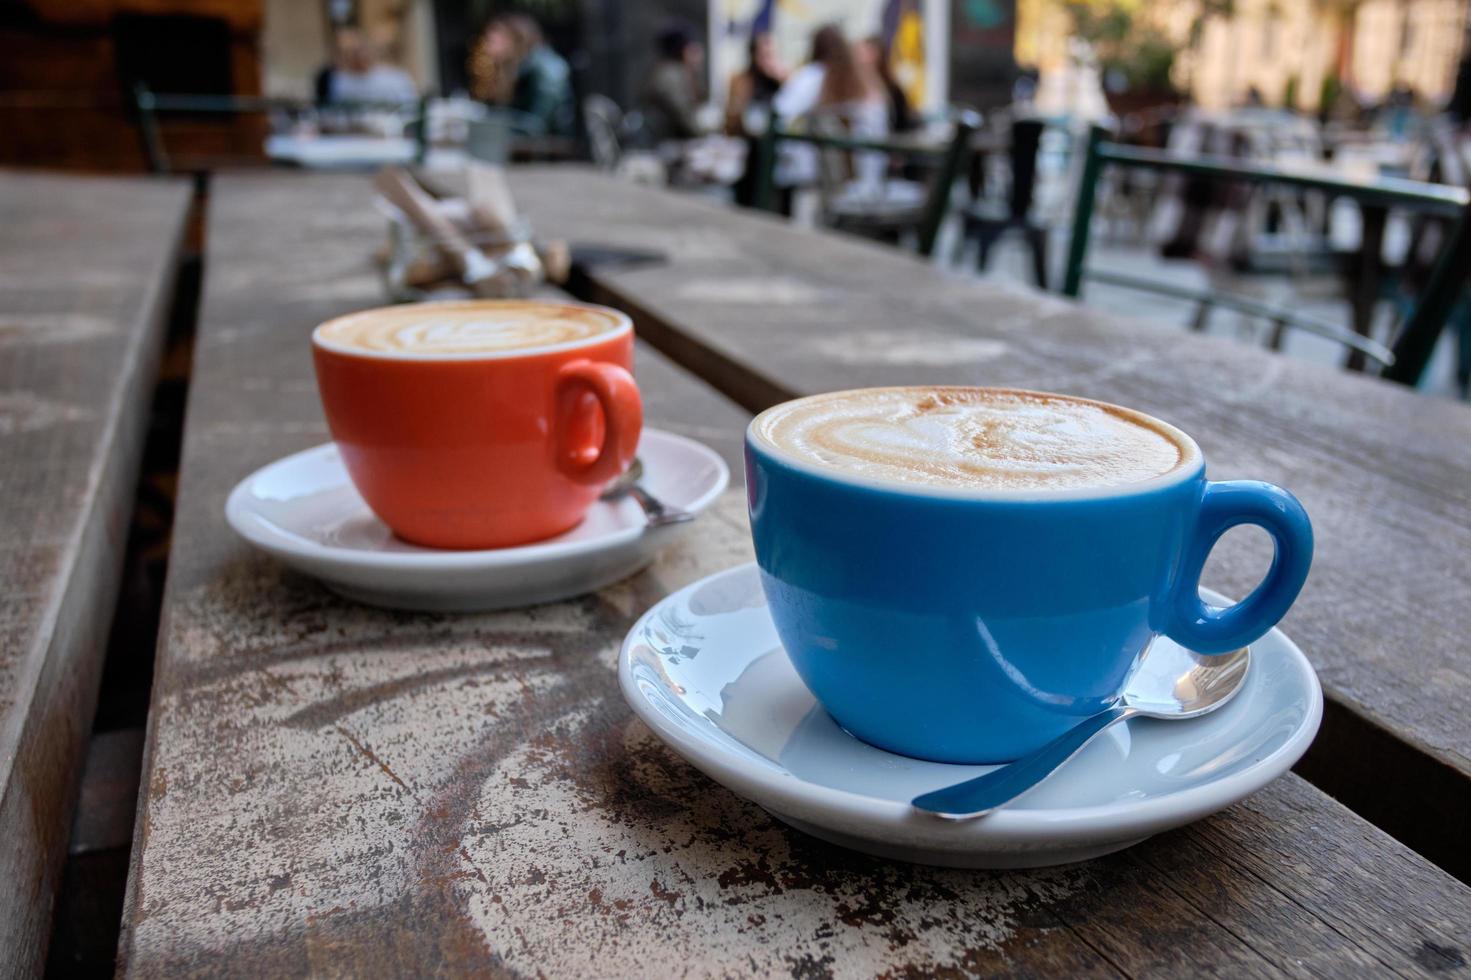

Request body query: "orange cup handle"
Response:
[554, 359, 643, 486]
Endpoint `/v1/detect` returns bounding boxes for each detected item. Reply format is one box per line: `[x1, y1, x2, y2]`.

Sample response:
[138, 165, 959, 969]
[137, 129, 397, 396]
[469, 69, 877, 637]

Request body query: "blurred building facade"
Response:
[1017, 0, 1470, 111]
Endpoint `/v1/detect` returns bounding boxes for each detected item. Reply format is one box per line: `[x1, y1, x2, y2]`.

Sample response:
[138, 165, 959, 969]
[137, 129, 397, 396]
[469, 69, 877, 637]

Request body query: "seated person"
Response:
[856, 35, 916, 133]
[472, 14, 575, 137]
[317, 29, 418, 105]
[641, 24, 707, 143]
[724, 31, 786, 137]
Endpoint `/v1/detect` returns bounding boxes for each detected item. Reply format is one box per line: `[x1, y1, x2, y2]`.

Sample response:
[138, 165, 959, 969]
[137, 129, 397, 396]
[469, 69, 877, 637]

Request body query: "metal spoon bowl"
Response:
[600, 458, 696, 527]
[912, 641, 1251, 820]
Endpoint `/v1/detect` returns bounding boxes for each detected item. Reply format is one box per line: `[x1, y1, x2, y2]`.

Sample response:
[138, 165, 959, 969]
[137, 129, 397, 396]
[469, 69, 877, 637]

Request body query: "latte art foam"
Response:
[315, 301, 623, 356]
[753, 387, 1193, 491]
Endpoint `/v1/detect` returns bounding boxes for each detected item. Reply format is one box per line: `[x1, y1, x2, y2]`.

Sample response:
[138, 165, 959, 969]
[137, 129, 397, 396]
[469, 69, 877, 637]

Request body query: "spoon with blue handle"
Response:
[912, 641, 1251, 820]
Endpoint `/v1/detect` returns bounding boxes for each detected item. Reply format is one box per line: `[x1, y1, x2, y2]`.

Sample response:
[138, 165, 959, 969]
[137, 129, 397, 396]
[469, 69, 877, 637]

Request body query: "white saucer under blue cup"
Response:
[619, 563, 1323, 869]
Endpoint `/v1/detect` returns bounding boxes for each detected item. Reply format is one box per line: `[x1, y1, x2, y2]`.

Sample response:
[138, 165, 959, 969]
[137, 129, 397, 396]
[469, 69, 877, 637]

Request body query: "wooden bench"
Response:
[0, 172, 190, 976]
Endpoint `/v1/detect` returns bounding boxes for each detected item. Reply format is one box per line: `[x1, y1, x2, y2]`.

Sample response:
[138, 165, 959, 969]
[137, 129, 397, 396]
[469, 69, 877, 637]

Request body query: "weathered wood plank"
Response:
[120, 173, 1471, 978]
[509, 166, 1471, 879]
[631, 334, 747, 475]
[0, 172, 190, 976]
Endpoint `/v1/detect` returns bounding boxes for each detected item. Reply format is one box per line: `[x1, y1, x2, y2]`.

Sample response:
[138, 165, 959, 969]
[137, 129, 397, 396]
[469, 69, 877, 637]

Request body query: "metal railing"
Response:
[132, 86, 434, 174]
[1062, 126, 1471, 384]
[749, 111, 980, 258]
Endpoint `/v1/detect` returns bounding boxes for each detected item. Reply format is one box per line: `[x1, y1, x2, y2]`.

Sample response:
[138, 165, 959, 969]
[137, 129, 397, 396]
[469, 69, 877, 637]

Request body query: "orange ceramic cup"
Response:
[311, 299, 642, 549]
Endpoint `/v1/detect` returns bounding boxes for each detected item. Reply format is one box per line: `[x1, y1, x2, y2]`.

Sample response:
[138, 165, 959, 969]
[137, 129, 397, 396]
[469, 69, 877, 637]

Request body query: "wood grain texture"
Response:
[0, 171, 190, 976]
[507, 167, 1471, 866]
[120, 173, 1471, 978]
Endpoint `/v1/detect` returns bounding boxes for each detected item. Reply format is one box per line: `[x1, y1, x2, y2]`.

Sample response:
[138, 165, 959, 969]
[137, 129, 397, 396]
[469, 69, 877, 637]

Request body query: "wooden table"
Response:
[511, 167, 1471, 880]
[0, 172, 190, 975]
[120, 172, 1471, 976]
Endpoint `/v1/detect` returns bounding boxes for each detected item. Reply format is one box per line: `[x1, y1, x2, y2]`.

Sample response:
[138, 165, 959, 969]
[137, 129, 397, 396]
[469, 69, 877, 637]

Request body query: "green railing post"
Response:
[916, 110, 979, 258]
[414, 94, 431, 165]
[1051, 123, 1467, 378]
[1088, 144, 1466, 215]
[132, 84, 169, 174]
[1061, 125, 1107, 297]
[1384, 199, 1471, 385]
[752, 124, 778, 212]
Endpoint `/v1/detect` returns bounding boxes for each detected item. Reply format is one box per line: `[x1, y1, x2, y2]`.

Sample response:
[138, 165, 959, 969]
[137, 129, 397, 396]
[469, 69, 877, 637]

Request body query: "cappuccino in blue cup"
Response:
[745, 387, 1312, 764]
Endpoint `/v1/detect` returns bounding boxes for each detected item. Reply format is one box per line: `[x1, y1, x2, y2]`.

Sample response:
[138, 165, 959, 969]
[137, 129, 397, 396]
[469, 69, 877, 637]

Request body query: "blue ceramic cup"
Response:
[745, 387, 1313, 764]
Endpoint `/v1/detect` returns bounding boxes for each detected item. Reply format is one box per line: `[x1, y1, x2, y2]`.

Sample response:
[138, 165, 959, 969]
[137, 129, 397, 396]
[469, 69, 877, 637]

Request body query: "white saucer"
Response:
[225, 428, 729, 611]
[619, 563, 1322, 869]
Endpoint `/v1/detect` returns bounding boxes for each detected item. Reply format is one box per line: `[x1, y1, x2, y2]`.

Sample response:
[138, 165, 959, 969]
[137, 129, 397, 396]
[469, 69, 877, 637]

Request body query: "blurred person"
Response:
[758, 26, 850, 211]
[727, 31, 788, 206]
[314, 41, 338, 104]
[1011, 66, 1041, 120]
[1325, 81, 1369, 126]
[1446, 33, 1471, 127]
[765, 25, 845, 205]
[813, 29, 888, 134]
[1379, 83, 1419, 141]
[316, 28, 417, 105]
[857, 35, 915, 133]
[774, 24, 887, 130]
[813, 29, 889, 188]
[724, 31, 787, 136]
[772, 23, 845, 122]
[470, 14, 575, 136]
[770, 25, 889, 199]
[641, 23, 707, 143]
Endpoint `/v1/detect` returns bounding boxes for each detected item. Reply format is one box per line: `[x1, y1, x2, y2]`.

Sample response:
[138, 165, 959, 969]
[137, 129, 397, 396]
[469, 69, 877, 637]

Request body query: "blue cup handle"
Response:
[1166, 480, 1313, 655]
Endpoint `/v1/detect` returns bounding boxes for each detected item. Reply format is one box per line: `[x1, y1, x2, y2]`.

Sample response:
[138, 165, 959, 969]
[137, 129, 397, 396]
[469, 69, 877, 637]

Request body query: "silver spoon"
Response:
[600, 458, 696, 527]
[912, 641, 1251, 820]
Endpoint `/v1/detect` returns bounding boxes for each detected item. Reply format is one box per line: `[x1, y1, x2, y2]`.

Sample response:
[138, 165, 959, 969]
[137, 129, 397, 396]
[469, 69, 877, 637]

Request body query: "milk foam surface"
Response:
[753, 387, 1192, 491]
[316, 301, 622, 356]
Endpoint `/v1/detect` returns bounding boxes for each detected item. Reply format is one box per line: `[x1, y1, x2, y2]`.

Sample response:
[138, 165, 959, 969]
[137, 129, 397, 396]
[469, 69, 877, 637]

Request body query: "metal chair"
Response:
[1062, 126, 1471, 385]
[959, 117, 1050, 289]
[805, 106, 928, 243]
[752, 111, 979, 259]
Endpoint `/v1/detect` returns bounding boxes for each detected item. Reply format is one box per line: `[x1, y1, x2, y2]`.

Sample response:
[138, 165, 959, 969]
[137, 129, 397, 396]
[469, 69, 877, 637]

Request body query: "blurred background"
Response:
[3, 0, 1468, 172]
[6, 0, 1471, 399]
[11, 5, 1471, 975]
[7, 0, 1469, 516]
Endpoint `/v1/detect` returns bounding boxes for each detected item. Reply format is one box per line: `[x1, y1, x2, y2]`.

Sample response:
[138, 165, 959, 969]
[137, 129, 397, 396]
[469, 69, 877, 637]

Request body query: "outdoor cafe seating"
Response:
[3, 3, 1471, 977]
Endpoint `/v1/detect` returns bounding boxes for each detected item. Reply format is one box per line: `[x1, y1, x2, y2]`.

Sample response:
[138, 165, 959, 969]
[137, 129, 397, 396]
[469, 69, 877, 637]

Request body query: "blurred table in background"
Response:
[264, 134, 419, 170]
